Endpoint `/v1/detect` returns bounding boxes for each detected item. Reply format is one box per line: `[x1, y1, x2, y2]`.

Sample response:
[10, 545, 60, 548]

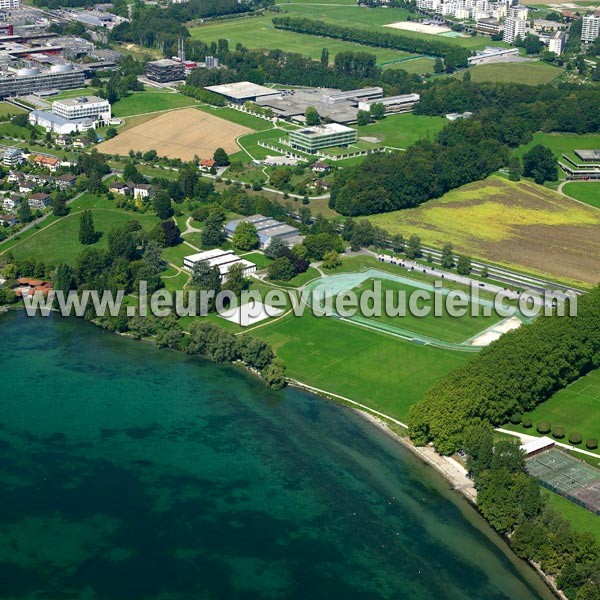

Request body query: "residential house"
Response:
[7, 171, 23, 183]
[56, 134, 71, 147]
[311, 161, 330, 173]
[73, 137, 90, 149]
[32, 155, 62, 172]
[199, 158, 216, 172]
[0, 214, 17, 226]
[55, 174, 77, 189]
[28, 192, 51, 209]
[108, 181, 131, 195]
[132, 183, 151, 201]
[3, 194, 22, 211]
[19, 181, 34, 194]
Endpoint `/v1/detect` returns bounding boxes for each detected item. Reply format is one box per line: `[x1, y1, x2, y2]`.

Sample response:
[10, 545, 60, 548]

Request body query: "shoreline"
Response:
[287, 377, 564, 600]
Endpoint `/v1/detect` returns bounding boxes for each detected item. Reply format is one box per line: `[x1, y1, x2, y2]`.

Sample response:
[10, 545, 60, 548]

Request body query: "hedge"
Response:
[537, 422, 551, 434]
[569, 432, 582, 445]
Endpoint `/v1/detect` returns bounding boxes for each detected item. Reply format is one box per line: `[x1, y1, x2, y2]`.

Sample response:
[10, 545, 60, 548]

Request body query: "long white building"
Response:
[52, 96, 111, 122]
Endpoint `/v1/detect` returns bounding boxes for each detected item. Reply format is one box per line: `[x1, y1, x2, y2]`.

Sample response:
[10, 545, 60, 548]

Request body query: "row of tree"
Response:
[408, 285, 600, 455]
[271, 16, 471, 68]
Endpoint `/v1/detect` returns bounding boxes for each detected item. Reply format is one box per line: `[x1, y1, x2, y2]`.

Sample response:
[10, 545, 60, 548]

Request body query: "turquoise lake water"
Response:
[0, 311, 554, 600]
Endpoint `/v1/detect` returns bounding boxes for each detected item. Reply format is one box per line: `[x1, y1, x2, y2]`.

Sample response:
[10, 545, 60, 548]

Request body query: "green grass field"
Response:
[188, 15, 411, 65]
[466, 62, 563, 85]
[383, 57, 436, 74]
[349, 276, 503, 343]
[6, 195, 159, 265]
[253, 310, 467, 420]
[543, 490, 600, 542]
[510, 369, 600, 447]
[357, 113, 446, 149]
[196, 105, 273, 131]
[513, 131, 600, 161]
[0, 102, 26, 117]
[241, 251, 272, 268]
[112, 92, 199, 117]
[562, 182, 600, 209]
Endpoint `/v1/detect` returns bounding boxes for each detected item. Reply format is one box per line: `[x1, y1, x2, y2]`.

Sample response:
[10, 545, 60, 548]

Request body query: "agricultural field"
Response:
[3, 194, 159, 265]
[98, 108, 253, 161]
[509, 369, 600, 448]
[367, 176, 600, 287]
[253, 309, 467, 421]
[111, 91, 199, 117]
[562, 182, 600, 209]
[466, 61, 564, 85]
[188, 15, 412, 65]
[357, 113, 446, 149]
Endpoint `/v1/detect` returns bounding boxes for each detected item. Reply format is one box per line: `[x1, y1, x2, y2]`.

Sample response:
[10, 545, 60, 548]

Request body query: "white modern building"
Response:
[0, 0, 20, 8]
[3, 147, 22, 167]
[358, 93, 420, 115]
[52, 96, 111, 122]
[503, 16, 527, 43]
[582, 14, 600, 43]
[547, 31, 567, 55]
[183, 249, 257, 278]
[468, 46, 519, 65]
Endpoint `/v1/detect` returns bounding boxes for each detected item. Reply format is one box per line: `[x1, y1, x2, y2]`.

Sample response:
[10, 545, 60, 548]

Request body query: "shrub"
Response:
[510, 413, 522, 425]
[522, 418, 532, 428]
[537, 422, 551, 434]
[569, 432, 582, 445]
[552, 426, 565, 439]
[586, 439, 598, 450]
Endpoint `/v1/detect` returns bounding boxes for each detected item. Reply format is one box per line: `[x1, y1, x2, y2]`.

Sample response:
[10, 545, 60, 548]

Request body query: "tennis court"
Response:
[526, 449, 600, 513]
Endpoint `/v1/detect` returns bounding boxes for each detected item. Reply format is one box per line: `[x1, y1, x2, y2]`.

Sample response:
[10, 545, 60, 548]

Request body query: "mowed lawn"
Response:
[112, 91, 199, 117]
[543, 490, 600, 543]
[8, 197, 159, 265]
[466, 62, 563, 85]
[350, 277, 502, 343]
[357, 113, 446, 149]
[367, 176, 600, 287]
[513, 131, 600, 160]
[188, 15, 410, 64]
[0, 101, 26, 117]
[562, 182, 600, 209]
[254, 311, 467, 421]
[515, 369, 600, 446]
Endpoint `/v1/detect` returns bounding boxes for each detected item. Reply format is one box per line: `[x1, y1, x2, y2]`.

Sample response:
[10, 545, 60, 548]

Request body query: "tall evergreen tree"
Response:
[79, 210, 97, 245]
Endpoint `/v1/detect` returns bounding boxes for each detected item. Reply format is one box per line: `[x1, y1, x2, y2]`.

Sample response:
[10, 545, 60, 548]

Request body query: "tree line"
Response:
[408, 285, 600, 455]
[465, 425, 600, 600]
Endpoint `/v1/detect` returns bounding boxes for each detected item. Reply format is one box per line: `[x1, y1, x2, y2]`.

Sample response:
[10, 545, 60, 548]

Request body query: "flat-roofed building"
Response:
[225, 214, 302, 248]
[476, 17, 501, 35]
[0, 62, 85, 99]
[205, 81, 279, 104]
[3, 146, 22, 166]
[574, 149, 600, 162]
[146, 59, 185, 83]
[288, 123, 357, 154]
[358, 93, 420, 115]
[547, 30, 567, 55]
[183, 249, 257, 277]
[52, 95, 111, 122]
[468, 46, 519, 65]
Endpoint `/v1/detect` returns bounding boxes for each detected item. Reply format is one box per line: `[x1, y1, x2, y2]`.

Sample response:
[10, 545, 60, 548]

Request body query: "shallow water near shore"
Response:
[0, 311, 554, 600]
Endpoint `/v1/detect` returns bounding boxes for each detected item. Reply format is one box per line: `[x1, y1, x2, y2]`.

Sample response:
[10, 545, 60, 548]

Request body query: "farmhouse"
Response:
[225, 214, 302, 248]
[288, 123, 357, 154]
[108, 181, 130, 195]
[199, 158, 216, 171]
[183, 249, 257, 277]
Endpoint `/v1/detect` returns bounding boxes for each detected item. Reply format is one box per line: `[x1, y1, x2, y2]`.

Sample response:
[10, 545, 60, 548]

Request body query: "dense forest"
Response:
[271, 16, 471, 69]
[329, 81, 600, 215]
[408, 285, 600, 455]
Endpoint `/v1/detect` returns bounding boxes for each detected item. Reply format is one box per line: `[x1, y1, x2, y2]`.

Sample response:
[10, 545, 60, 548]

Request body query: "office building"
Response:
[183, 249, 257, 277]
[288, 123, 357, 154]
[0, 62, 84, 99]
[358, 94, 420, 115]
[146, 59, 185, 83]
[52, 96, 111, 122]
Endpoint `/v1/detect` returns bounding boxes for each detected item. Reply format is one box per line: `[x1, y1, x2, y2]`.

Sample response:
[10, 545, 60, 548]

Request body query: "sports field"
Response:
[466, 62, 563, 85]
[357, 113, 446, 149]
[562, 182, 600, 209]
[517, 369, 600, 446]
[526, 449, 600, 513]
[188, 15, 410, 65]
[98, 108, 252, 161]
[254, 309, 467, 420]
[111, 91, 199, 117]
[367, 176, 600, 287]
[304, 270, 510, 348]
[4, 195, 159, 265]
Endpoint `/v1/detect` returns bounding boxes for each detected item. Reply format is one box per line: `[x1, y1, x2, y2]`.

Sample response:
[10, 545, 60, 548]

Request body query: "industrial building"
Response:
[288, 123, 357, 154]
[146, 59, 186, 83]
[225, 215, 303, 248]
[582, 14, 600, 43]
[467, 47, 520, 65]
[0, 62, 84, 99]
[358, 93, 420, 115]
[183, 249, 257, 278]
[204, 81, 279, 103]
